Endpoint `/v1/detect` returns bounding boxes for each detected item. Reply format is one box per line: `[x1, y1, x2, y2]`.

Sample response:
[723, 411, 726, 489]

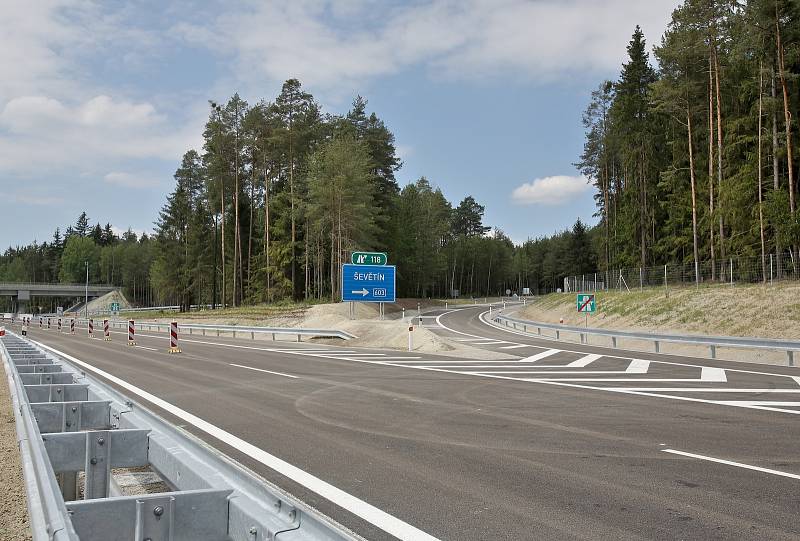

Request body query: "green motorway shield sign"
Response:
[110, 302, 120, 312]
[351, 251, 387, 265]
[576, 294, 596, 313]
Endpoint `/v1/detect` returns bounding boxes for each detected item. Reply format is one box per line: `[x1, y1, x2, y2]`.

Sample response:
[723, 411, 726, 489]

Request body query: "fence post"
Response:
[664, 264, 668, 297]
[639, 267, 643, 291]
[770, 254, 773, 284]
[730, 258, 733, 287]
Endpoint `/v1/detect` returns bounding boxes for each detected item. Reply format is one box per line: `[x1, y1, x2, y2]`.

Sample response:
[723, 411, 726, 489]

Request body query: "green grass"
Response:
[117, 300, 317, 320]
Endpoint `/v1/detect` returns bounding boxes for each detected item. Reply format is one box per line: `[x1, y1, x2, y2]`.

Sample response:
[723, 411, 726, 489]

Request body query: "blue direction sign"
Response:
[342, 264, 396, 302]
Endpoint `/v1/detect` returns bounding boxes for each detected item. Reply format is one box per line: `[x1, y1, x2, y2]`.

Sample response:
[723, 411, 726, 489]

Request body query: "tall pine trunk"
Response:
[688, 107, 700, 286]
[776, 6, 796, 274]
[714, 49, 725, 279]
[759, 62, 767, 283]
[772, 66, 782, 277]
[263, 161, 271, 301]
[709, 53, 715, 281]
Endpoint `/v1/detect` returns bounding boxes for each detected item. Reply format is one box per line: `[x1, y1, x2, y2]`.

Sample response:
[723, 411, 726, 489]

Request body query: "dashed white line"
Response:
[662, 449, 800, 480]
[626, 359, 651, 373]
[518, 349, 561, 363]
[566, 353, 602, 367]
[701, 367, 728, 382]
[499, 344, 530, 350]
[229, 363, 299, 379]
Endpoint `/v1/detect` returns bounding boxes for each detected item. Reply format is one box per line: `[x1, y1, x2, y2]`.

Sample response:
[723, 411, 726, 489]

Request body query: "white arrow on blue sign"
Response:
[342, 264, 396, 303]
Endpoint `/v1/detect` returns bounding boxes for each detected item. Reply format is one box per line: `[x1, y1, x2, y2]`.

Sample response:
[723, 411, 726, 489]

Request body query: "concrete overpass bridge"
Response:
[0, 282, 116, 314]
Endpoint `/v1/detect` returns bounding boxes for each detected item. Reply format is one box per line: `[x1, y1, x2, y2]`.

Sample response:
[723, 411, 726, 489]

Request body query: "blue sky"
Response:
[0, 0, 676, 249]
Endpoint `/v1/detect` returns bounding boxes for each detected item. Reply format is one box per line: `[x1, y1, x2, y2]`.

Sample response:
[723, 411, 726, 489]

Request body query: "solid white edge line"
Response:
[32, 340, 441, 541]
[229, 363, 298, 379]
[662, 449, 800, 480]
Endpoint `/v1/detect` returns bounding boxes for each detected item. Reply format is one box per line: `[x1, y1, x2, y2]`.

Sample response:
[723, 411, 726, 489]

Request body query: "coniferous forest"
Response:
[2, 0, 800, 308]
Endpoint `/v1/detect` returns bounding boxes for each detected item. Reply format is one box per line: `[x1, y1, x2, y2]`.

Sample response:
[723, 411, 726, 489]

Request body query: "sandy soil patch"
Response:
[137, 301, 512, 360]
[0, 362, 32, 541]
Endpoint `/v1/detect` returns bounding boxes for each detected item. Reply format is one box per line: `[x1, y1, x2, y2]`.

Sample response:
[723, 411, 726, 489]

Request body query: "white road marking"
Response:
[626, 359, 651, 373]
[662, 449, 800, 480]
[566, 354, 602, 367]
[499, 344, 530, 350]
[229, 363, 298, 379]
[32, 341, 441, 541]
[518, 349, 561, 363]
[135, 345, 158, 352]
[323, 353, 387, 357]
[606, 388, 800, 393]
[471, 340, 508, 345]
[701, 367, 727, 382]
[792, 376, 800, 386]
[521, 377, 725, 383]
[715, 401, 800, 407]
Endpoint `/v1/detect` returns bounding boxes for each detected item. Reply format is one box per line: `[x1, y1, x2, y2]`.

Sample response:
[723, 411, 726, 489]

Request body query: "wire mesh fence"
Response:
[563, 253, 800, 293]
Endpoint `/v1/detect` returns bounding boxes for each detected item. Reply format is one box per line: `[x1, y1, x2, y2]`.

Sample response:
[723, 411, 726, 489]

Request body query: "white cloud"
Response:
[177, 0, 674, 96]
[0, 2, 203, 178]
[511, 175, 590, 206]
[0, 95, 199, 175]
[103, 172, 162, 189]
[6, 192, 64, 207]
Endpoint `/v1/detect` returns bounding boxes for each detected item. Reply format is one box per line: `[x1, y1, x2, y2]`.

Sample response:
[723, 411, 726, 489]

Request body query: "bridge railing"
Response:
[0, 282, 116, 290]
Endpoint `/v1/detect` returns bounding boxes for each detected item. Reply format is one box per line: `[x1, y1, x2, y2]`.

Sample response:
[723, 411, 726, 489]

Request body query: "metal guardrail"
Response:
[487, 311, 800, 366]
[13, 317, 356, 342]
[0, 332, 361, 541]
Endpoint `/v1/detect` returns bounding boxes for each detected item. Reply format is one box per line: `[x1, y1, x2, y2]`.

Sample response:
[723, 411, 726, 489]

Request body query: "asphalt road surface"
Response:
[11, 308, 800, 540]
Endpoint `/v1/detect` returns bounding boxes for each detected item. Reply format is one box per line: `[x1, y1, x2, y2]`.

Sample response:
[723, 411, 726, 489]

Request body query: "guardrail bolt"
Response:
[97, 437, 105, 445]
[274, 499, 281, 511]
[288, 510, 296, 521]
[153, 506, 164, 517]
[71, 406, 77, 412]
[90, 458, 97, 465]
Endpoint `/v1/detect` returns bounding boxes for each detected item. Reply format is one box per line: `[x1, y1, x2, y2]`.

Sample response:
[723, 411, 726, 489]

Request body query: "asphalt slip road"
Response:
[13, 307, 800, 540]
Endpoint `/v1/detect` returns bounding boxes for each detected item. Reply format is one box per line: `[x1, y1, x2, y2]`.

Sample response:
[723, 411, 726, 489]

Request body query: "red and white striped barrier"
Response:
[168, 321, 181, 353]
[88, 318, 94, 338]
[57, 318, 62, 332]
[39, 317, 42, 328]
[103, 319, 111, 341]
[47, 318, 51, 329]
[128, 320, 136, 346]
[70, 319, 75, 335]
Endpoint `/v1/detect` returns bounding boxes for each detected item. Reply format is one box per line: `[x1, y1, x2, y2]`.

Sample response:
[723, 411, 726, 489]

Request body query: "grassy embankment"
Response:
[519, 281, 800, 339]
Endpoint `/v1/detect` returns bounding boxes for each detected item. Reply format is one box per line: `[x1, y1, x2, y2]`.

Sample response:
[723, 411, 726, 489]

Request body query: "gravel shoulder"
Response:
[0, 359, 32, 541]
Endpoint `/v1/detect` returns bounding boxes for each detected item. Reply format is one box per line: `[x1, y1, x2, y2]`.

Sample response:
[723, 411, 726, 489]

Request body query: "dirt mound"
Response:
[144, 301, 510, 359]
